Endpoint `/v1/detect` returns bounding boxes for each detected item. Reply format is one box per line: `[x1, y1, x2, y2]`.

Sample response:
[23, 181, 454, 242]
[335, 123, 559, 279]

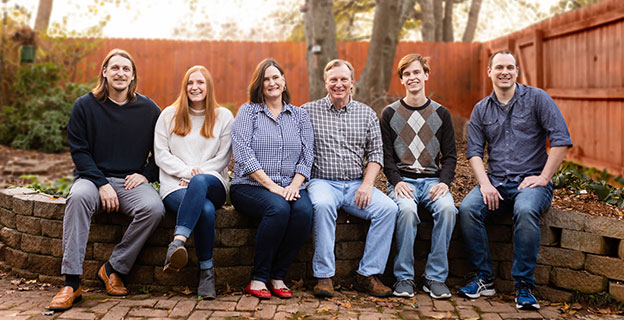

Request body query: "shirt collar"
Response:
[261, 101, 292, 116]
[487, 83, 527, 107]
[323, 94, 352, 112]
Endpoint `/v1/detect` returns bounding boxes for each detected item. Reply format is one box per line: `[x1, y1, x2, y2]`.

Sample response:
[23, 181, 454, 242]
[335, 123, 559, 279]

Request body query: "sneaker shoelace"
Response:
[517, 286, 532, 299]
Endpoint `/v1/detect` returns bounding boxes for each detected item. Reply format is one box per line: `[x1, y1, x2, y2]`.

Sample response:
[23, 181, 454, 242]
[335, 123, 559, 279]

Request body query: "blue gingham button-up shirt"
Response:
[467, 84, 572, 186]
[302, 96, 384, 181]
[231, 102, 314, 188]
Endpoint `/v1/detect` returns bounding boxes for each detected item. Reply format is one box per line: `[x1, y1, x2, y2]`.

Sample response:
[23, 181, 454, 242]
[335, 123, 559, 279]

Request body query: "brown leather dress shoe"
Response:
[355, 274, 392, 297]
[313, 278, 334, 298]
[97, 264, 128, 296]
[49, 285, 82, 311]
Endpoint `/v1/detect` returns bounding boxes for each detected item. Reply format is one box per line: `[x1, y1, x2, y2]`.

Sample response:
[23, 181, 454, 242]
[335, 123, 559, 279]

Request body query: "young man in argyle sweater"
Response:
[380, 54, 457, 299]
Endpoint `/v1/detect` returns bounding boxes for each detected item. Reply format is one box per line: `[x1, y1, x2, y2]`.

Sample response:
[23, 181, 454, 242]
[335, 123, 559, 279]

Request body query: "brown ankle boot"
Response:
[313, 278, 334, 298]
[355, 274, 392, 297]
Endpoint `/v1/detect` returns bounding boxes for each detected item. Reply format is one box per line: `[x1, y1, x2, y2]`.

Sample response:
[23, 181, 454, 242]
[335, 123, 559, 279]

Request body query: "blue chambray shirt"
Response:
[467, 84, 573, 186]
[231, 102, 314, 188]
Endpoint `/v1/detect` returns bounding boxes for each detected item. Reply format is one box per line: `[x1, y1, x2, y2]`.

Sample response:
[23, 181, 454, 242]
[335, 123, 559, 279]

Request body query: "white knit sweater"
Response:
[154, 105, 234, 199]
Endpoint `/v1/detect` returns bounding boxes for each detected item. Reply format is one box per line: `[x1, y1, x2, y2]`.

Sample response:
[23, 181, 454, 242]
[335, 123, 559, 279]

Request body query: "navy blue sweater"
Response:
[67, 92, 161, 187]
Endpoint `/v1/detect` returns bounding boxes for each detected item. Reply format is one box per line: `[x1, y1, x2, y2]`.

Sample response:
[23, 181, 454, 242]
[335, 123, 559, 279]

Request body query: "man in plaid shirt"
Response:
[302, 59, 398, 298]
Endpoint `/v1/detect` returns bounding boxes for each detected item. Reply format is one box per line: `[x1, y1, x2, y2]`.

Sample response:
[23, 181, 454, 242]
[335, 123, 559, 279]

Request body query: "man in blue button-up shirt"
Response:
[458, 50, 572, 310]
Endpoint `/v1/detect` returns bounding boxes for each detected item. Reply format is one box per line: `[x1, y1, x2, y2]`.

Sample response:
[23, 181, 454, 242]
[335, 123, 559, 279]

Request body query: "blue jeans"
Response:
[388, 177, 457, 282]
[230, 184, 313, 283]
[163, 174, 225, 270]
[307, 178, 398, 278]
[459, 182, 553, 286]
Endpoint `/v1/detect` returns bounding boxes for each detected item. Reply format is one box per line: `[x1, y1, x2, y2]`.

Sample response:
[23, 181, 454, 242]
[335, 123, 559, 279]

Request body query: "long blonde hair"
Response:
[171, 66, 218, 138]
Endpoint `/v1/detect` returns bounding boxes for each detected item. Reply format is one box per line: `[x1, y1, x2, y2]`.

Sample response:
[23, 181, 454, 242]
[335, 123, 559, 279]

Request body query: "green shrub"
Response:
[553, 162, 624, 208]
[20, 175, 72, 198]
[0, 63, 93, 152]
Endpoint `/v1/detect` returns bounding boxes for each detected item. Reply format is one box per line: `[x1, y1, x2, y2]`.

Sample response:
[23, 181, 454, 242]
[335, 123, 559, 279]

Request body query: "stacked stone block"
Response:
[1, 187, 624, 303]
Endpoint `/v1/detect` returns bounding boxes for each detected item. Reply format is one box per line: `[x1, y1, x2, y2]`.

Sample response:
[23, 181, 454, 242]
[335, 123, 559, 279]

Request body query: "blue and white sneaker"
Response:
[458, 273, 496, 299]
[515, 282, 540, 310]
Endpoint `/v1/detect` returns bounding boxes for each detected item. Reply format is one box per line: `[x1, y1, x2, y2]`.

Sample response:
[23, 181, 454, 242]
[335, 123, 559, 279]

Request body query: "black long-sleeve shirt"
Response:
[381, 98, 457, 186]
[67, 92, 161, 187]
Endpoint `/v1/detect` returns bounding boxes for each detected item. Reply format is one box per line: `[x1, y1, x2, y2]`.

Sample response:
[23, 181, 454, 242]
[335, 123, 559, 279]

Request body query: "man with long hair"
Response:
[49, 49, 165, 311]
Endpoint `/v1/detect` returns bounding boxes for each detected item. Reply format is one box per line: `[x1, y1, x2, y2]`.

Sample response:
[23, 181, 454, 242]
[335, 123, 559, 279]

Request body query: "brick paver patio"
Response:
[2, 275, 622, 319]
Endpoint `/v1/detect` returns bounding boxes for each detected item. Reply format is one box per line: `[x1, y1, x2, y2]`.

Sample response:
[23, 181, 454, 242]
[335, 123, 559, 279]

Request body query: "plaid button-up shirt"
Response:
[231, 102, 314, 187]
[302, 96, 383, 181]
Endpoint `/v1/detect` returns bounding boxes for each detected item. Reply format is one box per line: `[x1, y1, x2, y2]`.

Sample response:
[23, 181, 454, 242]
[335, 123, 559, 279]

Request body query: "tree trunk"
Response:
[462, 0, 482, 42]
[303, 0, 338, 101]
[34, 0, 54, 33]
[442, 0, 453, 41]
[355, 0, 417, 113]
[433, 0, 443, 41]
[419, 0, 435, 41]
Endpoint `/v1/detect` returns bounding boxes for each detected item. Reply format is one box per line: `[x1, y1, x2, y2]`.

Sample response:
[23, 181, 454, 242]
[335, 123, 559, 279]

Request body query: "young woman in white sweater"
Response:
[154, 65, 233, 299]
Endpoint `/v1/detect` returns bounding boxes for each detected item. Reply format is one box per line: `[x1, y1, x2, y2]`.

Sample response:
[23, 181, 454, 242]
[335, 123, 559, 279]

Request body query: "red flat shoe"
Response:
[245, 282, 272, 299]
[269, 283, 293, 299]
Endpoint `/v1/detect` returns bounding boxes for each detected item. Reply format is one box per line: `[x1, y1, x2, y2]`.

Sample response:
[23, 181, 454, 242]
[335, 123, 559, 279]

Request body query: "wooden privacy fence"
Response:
[72, 41, 482, 118]
[71, 0, 623, 175]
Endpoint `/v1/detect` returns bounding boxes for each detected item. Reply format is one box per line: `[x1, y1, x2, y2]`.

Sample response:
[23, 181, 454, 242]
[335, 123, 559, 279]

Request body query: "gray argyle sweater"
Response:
[380, 98, 457, 186]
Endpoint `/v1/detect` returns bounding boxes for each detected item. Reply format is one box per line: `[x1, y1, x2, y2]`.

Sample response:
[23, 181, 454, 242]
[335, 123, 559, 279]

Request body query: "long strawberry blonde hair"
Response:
[171, 66, 218, 138]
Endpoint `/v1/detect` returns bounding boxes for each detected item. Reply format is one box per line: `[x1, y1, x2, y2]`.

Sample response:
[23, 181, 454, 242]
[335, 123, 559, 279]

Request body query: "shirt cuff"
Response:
[294, 164, 311, 180]
[240, 159, 263, 176]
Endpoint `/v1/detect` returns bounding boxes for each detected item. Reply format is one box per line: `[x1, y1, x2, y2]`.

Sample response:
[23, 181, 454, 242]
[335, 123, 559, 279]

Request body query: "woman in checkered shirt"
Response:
[230, 59, 314, 299]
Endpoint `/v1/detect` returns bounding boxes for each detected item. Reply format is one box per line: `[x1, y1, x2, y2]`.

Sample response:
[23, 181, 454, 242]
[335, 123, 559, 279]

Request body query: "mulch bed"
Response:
[1, 142, 622, 219]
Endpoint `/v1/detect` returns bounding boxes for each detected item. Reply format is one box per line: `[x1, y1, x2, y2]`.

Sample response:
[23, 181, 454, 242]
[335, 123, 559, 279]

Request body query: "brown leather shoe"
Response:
[49, 285, 82, 311]
[313, 278, 334, 298]
[97, 264, 128, 296]
[355, 274, 392, 297]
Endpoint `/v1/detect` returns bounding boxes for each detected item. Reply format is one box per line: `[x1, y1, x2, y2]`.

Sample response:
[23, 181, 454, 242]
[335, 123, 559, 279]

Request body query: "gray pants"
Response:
[61, 177, 165, 275]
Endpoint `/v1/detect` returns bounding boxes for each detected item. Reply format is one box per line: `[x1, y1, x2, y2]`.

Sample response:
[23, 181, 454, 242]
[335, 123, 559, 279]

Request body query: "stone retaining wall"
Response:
[0, 187, 623, 302]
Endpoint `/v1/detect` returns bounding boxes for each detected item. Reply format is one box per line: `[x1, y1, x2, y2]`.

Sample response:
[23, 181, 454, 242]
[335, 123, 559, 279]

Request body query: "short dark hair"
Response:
[248, 59, 290, 105]
[488, 49, 518, 68]
[397, 54, 430, 79]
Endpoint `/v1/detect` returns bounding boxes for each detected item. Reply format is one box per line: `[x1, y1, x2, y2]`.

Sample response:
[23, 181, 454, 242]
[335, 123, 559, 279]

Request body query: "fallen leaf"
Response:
[598, 308, 610, 314]
[290, 279, 304, 290]
[181, 286, 192, 295]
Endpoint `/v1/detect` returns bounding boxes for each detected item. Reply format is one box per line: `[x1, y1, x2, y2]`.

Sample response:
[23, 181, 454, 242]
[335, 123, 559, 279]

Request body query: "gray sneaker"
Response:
[422, 278, 451, 299]
[392, 279, 415, 298]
